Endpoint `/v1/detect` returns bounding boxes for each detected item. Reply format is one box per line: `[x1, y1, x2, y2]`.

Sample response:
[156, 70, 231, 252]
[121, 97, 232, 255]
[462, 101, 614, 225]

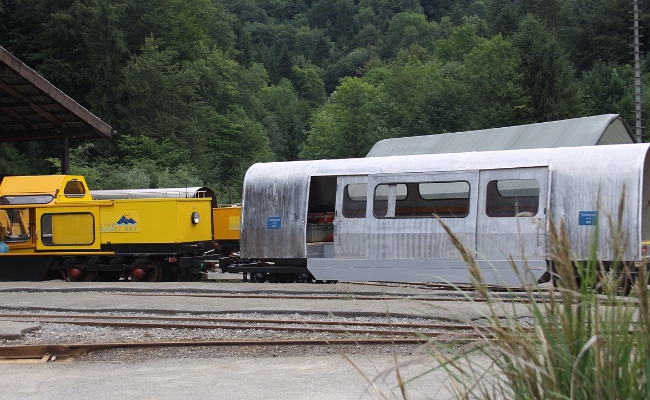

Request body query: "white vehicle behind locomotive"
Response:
[221, 143, 650, 285]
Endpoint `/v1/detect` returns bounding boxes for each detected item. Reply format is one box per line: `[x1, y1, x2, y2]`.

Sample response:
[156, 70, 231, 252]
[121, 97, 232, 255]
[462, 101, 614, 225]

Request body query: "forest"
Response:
[0, 0, 645, 200]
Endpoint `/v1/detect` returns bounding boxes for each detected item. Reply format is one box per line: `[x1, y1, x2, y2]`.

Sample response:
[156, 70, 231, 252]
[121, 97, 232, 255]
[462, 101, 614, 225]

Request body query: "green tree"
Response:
[85, 0, 129, 122]
[381, 12, 437, 59]
[485, 0, 518, 37]
[513, 15, 583, 121]
[562, 0, 632, 72]
[302, 77, 382, 159]
[260, 79, 311, 160]
[461, 34, 533, 127]
[435, 23, 485, 63]
[123, 0, 235, 62]
[291, 65, 327, 107]
[580, 62, 634, 122]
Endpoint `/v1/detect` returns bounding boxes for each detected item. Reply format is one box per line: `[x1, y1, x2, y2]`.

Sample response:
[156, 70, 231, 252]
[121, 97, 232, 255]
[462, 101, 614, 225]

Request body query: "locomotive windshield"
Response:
[0, 195, 54, 205]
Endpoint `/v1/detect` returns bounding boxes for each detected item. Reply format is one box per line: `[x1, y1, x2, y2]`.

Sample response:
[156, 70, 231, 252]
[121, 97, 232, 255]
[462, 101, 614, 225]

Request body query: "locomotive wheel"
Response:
[67, 268, 96, 282]
[131, 259, 162, 282]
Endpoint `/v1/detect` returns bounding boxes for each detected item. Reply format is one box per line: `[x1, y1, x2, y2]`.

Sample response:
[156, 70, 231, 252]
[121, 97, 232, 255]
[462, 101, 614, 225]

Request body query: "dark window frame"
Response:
[373, 181, 470, 219]
[40, 212, 96, 246]
[485, 179, 540, 218]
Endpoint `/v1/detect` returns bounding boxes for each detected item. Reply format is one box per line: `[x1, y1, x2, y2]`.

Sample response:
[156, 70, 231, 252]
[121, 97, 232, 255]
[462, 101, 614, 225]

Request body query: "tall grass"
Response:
[426, 214, 650, 399]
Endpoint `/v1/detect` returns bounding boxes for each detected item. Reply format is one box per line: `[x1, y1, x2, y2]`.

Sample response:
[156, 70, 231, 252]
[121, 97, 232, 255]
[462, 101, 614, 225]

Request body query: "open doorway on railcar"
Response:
[306, 176, 337, 258]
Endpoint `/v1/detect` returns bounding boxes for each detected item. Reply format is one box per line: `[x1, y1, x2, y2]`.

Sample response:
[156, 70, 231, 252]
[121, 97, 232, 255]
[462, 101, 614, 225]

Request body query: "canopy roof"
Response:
[0, 46, 112, 142]
[367, 114, 635, 157]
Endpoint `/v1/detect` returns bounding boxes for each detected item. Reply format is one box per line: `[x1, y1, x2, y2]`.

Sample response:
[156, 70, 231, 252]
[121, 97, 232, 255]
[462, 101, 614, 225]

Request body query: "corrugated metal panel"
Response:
[367, 114, 634, 157]
[241, 163, 311, 258]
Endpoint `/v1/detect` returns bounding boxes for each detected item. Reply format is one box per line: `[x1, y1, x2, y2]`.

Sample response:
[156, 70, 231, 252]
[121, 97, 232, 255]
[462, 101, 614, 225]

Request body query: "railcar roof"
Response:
[366, 114, 634, 157]
[247, 143, 650, 180]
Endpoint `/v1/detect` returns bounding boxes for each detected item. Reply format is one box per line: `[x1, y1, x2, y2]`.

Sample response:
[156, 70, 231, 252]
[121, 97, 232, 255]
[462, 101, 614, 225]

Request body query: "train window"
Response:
[0, 208, 30, 242]
[373, 184, 407, 218]
[41, 213, 94, 246]
[342, 184, 367, 218]
[395, 181, 469, 218]
[63, 180, 86, 198]
[486, 179, 540, 217]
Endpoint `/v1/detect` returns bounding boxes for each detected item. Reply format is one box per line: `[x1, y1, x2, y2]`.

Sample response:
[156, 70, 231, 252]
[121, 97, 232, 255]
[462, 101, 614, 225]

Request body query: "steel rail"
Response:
[345, 281, 550, 293]
[1, 318, 473, 337]
[0, 313, 472, 330]
[120, 292, 536, 303]
[0, 336, 481, 362]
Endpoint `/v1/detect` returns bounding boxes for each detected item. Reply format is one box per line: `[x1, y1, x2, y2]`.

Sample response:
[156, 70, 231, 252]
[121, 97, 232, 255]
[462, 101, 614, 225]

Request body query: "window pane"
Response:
[373, 185, 389, 217]
[0, 208, 30, 242]
[419, 182, 470, 200]
[486, 179, 540, 217]
[64, 180, 86, 197]
[0, 195, 53, 205]
[42, 213, 94, 245]
[342, 184, 367, 218]
[374, 181, 469, 219]
[396, 181, 469, 218]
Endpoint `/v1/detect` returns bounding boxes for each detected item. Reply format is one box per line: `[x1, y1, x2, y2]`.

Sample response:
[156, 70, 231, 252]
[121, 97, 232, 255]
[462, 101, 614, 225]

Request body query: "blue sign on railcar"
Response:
[267, 217, 282, 229]
[579, 211, 598, 226]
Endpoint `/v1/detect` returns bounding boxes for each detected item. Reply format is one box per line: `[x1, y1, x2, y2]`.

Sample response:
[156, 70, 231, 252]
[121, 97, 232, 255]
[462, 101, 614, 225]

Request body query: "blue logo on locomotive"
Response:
[116, 215, 137, 225]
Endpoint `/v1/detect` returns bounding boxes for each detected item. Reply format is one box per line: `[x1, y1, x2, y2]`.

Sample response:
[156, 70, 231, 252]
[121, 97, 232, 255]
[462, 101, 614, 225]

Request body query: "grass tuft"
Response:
[424, 213, 650, 399]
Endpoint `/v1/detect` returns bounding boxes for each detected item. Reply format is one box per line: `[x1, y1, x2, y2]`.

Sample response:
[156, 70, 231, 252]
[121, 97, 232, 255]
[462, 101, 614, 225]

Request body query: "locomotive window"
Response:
[0, 195, 54, 205]
[0, 208, 30, 242]
[486, 179, 540, 218]
[342, 184, 367, 218]
[41, 213, 94, 246]
[63, 180, 86, 198]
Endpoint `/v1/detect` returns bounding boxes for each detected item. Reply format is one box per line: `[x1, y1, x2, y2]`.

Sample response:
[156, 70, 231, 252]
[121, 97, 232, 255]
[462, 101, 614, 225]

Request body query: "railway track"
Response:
[0, 337, 457, 363]
[121, 291, 542, 303]
[0, 311, 487, 362]
[0, 312, 476, 331]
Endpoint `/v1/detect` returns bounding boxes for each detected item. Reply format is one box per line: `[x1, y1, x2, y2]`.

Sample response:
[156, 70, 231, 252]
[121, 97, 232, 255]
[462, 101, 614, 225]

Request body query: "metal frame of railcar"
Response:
[240, 144, 650, 285]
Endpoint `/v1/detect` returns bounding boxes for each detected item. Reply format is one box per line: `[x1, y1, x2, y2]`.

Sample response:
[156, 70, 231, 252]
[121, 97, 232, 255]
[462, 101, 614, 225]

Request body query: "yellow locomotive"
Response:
[0, 175, 240, 282]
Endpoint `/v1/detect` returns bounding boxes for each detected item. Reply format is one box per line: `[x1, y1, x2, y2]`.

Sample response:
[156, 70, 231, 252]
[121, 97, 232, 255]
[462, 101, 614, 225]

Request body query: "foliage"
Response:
[0, 0, 646, 195]
[423, 213, 650, 399]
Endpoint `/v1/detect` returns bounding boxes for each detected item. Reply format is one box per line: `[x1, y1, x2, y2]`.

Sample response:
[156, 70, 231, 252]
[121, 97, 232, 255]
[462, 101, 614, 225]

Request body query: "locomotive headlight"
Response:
[191, 211, 200, 224]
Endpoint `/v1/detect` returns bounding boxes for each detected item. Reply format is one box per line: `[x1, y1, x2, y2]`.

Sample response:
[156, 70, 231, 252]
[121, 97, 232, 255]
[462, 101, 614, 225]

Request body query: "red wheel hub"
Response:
[132, 268, 146, 279]
[68, 268, 83, 279]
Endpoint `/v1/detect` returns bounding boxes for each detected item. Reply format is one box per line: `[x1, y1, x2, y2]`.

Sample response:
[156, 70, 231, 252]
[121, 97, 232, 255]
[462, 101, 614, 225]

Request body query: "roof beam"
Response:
[0, 79, 65, 128]
[0, 127, 99, 141]
[0, 106, 38, 130]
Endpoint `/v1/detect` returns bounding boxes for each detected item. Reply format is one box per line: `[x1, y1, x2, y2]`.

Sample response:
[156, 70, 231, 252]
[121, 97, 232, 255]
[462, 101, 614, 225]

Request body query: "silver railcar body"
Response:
[241, 144, 650, 284]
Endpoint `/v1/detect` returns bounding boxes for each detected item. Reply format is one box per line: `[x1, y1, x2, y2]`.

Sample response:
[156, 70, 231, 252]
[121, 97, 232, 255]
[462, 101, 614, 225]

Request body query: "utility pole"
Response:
[632, 0, 643, 142]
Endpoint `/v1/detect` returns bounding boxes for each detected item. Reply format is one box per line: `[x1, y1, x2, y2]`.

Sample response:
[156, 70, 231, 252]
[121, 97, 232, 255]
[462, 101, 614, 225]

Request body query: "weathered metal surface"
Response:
[367, 114, 634, 157]
[334, 176, 367, 258]
[308, 258, 547, 284]
[241, 164, 311, 258]
[476, 167, 548, 261]
[241, 144, 650, 282]
[365, 171, 479, 260]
